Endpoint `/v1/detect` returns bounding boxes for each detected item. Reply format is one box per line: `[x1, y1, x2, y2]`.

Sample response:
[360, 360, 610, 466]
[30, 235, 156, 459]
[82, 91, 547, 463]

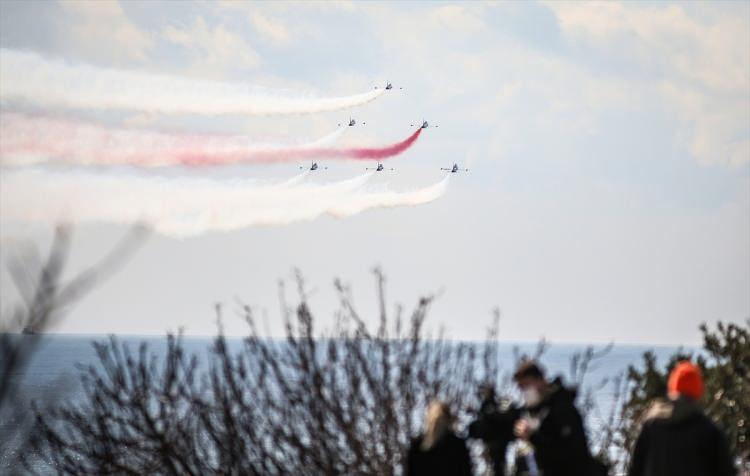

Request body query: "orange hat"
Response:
[667, 361, 704, 400]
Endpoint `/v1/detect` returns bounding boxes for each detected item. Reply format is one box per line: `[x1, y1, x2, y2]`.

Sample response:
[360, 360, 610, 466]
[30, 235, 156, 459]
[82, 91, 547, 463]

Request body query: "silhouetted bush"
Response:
[34, 270, 508, 475]
[0, 225, 144, 472]
[616, 320, 749, 473]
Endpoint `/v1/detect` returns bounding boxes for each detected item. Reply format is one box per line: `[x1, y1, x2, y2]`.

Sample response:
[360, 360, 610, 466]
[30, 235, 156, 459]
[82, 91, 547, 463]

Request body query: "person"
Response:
[468, 384, 519, 475]
[628, 360, 736, 476]
[405, 400, 473, 476]
[512, 360, 596, 476]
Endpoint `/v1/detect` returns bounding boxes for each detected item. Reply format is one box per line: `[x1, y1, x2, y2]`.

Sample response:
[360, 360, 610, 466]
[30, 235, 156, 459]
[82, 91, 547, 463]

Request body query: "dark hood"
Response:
[547, 376, 578, 404]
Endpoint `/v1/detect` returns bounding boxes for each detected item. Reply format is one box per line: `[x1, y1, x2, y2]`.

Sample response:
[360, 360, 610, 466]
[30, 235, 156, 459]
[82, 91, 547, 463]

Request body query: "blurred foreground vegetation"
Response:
[1, 229, 747, 475]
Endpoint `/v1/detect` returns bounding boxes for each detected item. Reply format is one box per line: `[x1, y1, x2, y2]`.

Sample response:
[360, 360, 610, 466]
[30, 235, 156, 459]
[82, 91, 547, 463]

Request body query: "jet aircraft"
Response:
[441, 163, 468, 173]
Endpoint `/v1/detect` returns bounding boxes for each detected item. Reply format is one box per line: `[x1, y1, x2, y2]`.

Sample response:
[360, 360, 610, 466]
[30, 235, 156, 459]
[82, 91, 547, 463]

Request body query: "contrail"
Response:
[0, 49, 386, 115]
[0, 113, 420, 166]
[0, 169, 447, 238]
[0, 113, 348, 167]
[329, 175, 450, 216]
[175, 128, 424, 165]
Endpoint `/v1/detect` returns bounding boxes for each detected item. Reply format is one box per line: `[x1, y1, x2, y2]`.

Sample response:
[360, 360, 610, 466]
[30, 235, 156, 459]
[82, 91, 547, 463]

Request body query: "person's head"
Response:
[478, 382, 496, 402]
[422, 400, 454, 450]
[513, 360, 547, 407]
[667, 360, 704, 401]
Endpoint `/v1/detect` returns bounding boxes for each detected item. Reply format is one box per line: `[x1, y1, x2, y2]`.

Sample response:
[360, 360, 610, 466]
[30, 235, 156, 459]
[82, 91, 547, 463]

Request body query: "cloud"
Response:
[217, 0, 355, 14]
[547, 1, 750, 167]
[659, 82, 750, 168]
[354, 1, 747, 171]
[548, 2, 749, 93]
[59, 0, 154, 63]
[430, 5, 485, 33]
[249, 12, 291, 45]
[363, 3, 633, 132]
[161, 16, 261, 77]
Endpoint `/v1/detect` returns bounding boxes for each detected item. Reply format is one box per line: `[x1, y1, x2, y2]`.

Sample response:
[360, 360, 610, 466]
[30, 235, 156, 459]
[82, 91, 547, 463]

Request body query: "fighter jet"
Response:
[411, 120, 437, 129]
[338, 117, 363, 127]
[376, 81, 402, 90]
[366, 162, 393, 172]
[441, 163, 468, 173]
[300, 161, 327, 171]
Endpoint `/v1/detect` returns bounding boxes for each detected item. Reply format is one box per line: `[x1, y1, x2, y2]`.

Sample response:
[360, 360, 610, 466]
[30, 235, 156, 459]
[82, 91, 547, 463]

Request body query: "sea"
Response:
[1, 334, 692, 474]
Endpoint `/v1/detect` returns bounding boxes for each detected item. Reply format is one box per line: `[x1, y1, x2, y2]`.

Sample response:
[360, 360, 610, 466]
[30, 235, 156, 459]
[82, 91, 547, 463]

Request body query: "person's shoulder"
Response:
[642, 398, 674, 424]
[641, 398, 718, 432]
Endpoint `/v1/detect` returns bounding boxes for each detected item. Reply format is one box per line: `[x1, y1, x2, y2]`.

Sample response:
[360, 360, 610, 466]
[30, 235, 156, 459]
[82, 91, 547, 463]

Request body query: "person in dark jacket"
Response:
[405, 400, 473, 476]
[628, 360, 736, 476]
[468, 384, 519, 475]
[512, 360, 595, 476]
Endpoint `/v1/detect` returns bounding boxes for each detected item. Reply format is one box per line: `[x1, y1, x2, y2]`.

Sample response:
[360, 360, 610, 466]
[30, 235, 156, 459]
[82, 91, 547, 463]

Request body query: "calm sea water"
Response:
[9, 335, 688, 403]
[2, 334, 691, 473]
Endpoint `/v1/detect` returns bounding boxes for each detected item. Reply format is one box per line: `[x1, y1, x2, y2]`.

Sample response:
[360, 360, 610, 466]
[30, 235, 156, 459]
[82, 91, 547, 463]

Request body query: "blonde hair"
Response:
[421, 401, 454, 450]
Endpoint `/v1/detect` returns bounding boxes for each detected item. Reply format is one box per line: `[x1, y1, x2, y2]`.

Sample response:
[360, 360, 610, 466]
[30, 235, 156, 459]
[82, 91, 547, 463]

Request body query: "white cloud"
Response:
[430, 5, 485, 33]
[353, 1, 748, 171]
[549, 2, 748, 93]
[249, 12, 291, 45]
[660, 81, 750, 168]
[547, 1, 750, 167]
[59, 0, 153, 64]
[217, 0, 355, 13]
[362, 4, 636, 142]
[161, 16, 261, 78]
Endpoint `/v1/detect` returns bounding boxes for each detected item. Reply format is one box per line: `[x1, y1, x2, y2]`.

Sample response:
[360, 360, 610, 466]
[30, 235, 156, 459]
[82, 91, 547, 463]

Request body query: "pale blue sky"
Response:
[1, 1, 748, 345]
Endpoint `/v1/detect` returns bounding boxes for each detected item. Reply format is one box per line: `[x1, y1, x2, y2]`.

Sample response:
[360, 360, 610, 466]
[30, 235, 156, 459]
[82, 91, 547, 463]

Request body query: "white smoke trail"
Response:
[0, 113, 347, 167]
[329, 176, 450, 216]
[0, 169, 447, 238]
[0, 49, 386, 115]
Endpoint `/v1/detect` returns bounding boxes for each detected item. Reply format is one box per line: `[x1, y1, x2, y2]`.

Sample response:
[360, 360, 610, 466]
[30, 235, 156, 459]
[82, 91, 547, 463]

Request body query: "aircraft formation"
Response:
[312, 84, 465, 174]
[0, 54, 460, 236]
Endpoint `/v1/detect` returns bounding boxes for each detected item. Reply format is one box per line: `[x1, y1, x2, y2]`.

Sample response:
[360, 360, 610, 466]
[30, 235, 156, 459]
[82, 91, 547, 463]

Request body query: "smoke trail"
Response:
[115, 127, 423, 165]
[0, 169, 445, 238]
[0, 49, 385, 115]
[329, 175, 450, 216]
[0, 113, 348, 167]
[0, 114, 420, 167]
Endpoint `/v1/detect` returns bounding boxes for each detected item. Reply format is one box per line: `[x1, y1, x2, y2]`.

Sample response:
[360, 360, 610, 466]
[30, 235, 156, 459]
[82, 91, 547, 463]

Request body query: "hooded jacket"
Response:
[627, 397, 736, 476]
[526, 378, 595, 476]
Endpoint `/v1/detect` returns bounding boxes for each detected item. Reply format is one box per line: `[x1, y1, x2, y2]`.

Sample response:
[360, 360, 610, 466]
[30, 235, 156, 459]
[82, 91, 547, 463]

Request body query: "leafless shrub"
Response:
[28, 266, 670, 476]
[34, 269, 506, 475]
[0, 225, 146, 471]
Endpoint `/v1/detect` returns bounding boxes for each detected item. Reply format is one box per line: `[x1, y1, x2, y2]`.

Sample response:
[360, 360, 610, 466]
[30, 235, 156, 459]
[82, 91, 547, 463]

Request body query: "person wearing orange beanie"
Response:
[628, 360, 736, 476]
[667, 360, 705, 400]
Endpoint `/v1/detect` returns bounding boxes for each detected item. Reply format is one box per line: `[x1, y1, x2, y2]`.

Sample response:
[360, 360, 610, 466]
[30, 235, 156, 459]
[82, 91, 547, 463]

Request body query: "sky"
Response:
[0, 0, 748, 345]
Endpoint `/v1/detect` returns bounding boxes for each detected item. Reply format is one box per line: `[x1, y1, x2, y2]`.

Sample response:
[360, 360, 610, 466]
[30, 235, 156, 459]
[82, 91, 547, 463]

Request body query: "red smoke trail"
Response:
[183, 128, 423, 166]
[327, 127, 422, 160]
[0, 113, 423, 167]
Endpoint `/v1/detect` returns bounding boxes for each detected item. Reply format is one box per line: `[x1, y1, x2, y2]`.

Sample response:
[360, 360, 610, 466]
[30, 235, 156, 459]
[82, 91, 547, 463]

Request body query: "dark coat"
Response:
[526, 379, 594, 476]
[405, 431, 473, 476]
[628, 398, 736, 476]
[468, 397, 518, 476]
